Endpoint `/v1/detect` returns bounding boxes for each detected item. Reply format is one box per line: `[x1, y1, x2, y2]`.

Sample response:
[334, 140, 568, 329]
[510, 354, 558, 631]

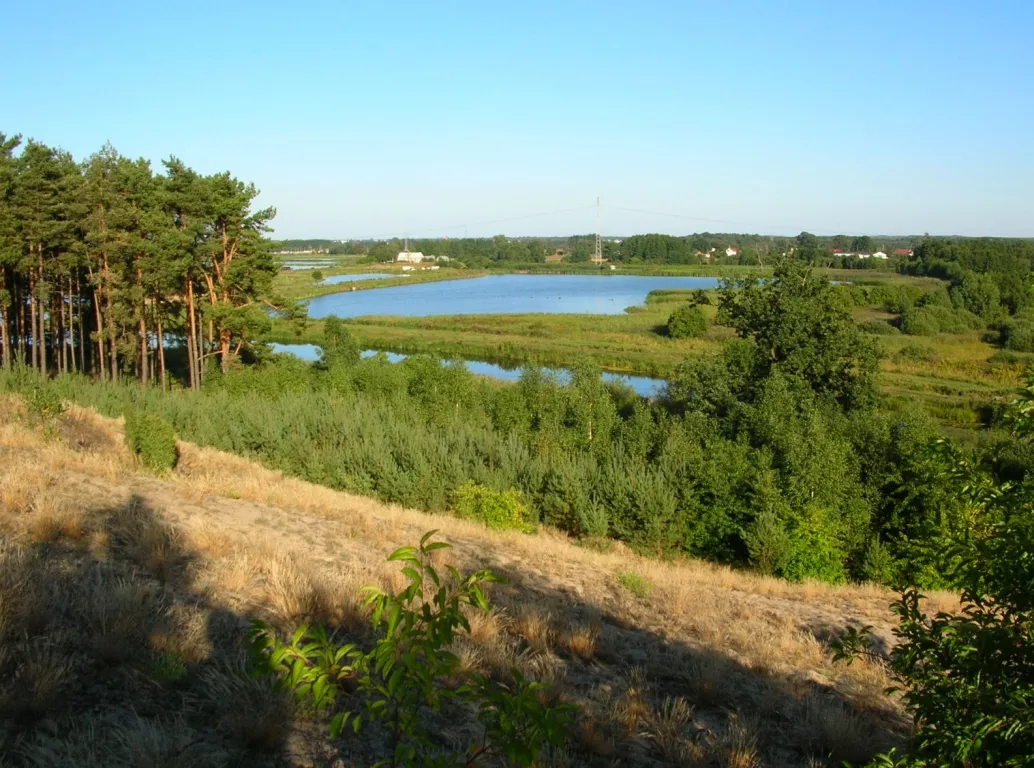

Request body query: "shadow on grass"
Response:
[0, 495, 306, 767]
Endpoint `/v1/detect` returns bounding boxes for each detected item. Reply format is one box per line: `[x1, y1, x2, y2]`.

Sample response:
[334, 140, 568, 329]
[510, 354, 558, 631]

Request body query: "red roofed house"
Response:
[893, 248, 913, 257]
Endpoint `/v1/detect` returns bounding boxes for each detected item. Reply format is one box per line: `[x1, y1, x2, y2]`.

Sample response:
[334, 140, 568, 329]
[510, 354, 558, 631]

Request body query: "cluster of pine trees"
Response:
[0, 133, 286, 387]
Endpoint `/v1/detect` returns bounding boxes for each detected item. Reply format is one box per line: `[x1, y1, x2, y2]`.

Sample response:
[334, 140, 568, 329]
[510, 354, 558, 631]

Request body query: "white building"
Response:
[396, 251, 425, 263]
[872, 251, 888, 260]
[725, 247, 739, 257]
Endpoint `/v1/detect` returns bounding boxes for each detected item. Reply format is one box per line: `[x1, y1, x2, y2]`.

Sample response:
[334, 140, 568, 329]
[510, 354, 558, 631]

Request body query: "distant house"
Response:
[545, 252, 565, 263]
[396, 251, 425, 263]
[831, 248, 843, 254]
[872, 251, 888, 260]
[725, 247, 739, 257]
[893, 248, 913, 257]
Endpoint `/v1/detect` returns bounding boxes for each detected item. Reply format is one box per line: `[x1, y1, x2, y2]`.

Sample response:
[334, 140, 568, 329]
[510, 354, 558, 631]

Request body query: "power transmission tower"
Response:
[593, 196, 602, 266]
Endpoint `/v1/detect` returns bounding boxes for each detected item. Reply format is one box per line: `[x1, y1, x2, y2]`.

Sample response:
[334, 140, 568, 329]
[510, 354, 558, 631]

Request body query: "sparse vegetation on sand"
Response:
[0, 394, 913, 766]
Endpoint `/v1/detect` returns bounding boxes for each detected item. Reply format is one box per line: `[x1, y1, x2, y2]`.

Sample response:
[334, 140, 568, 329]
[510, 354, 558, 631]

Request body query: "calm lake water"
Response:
[269, 343, 666, 398]
[321, 273, 395, 285]
[306, 274, 720, 318]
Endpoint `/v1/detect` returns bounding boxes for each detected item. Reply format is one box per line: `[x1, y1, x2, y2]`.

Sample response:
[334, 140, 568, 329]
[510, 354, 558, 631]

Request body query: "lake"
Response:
[306, 274, 720, 318]
[269, 343, 667, 398]
[321, 273, 395, 285]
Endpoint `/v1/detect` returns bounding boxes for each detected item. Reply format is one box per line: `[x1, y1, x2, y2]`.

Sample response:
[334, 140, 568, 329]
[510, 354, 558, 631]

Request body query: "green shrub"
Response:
[666, 304, 708, 339]
[900, 305, 984, 336]
[124, 408, 178, 472]
[900, 306, 940, 336]
[26, 384, 64, 421]
[860, 537, 896, 585]
[248, 533, 576, 766]
[310, 270, 324, 282]
[744, 510, 792, 575]
[1002, 319, 1034, 352]
[452, 481, 533, 532]
[617, 570, 652, 598]
[858, 319, 901, 335]
[151, 650, 188, 685]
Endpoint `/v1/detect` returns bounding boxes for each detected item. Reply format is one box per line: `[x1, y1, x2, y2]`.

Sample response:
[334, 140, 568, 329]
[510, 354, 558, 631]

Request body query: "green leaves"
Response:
[247, 531, 569, 766]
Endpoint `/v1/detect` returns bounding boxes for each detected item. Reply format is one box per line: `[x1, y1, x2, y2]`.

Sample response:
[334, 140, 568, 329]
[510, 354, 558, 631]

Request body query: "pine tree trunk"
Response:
[16, 281, 26, 366]
[37, 253, 47, 375]
[76, 274, 85, 374]
[0, 306, 8, 371]
[0, 273, 9, 370]
[28, 267, 38, 372]
[93, 284, 106, 381]
[156, 311, 167, 391]
[102, 253, 117, 382]
[138, 268, 148, 386]
[220, 327, 232, 373]
[65, 277, 74, 373]
[186, 278, 198, 390]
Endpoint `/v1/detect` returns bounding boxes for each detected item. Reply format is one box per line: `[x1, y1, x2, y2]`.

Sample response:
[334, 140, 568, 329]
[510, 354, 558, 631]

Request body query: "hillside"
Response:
[0, 395, 944, 767]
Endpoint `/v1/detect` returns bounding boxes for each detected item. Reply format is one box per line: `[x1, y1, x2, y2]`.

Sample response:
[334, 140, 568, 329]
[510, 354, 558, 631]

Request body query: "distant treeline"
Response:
[0, 131, 292, 385]
[276, 233, 1033, 268]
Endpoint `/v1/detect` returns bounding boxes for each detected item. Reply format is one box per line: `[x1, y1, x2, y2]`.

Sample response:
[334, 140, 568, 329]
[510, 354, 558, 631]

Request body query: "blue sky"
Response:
[1, 1, 1030, 238]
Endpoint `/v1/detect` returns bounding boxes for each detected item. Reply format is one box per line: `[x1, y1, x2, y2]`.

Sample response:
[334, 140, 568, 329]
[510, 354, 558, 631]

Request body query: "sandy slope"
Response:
[0, 397, 939, 766]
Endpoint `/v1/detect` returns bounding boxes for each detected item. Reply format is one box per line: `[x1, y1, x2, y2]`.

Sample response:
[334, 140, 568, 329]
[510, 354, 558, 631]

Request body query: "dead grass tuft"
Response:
[0, 545, 52, 638]
[512, 603, 554, 653]
[467, 606, 506, 645]
[646, 696, 695, 763]
[111, 715, 227, 768]
[80, 575, 160, 665]
[201, 663, 294, 752]
[796, 696, 886, 765]
[558, 618, 599, 660]
[262, 551, 333, 625]
[1, 643, 73, 719]
[710, 716, 762, 768]
[149, 602, 213, 666]
[185, 525, 237, 559]
[110, 501, 185, 583]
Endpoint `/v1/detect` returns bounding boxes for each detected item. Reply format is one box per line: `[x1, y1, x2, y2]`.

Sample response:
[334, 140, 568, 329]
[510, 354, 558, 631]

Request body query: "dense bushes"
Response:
[452, 482, 533, 532]
[836, 382, 1034, 765]
[665, 304, 708, 338]
[858, 319, 900, 335]
[1001, 310, 1034, 352]
[124, 409, 178, 472]
[900, 304, 984, 336]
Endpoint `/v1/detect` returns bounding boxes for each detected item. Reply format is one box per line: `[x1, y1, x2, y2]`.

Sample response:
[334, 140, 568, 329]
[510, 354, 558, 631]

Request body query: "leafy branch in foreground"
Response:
[248, 531, 576, 767]
[834, 372, 1034, 767]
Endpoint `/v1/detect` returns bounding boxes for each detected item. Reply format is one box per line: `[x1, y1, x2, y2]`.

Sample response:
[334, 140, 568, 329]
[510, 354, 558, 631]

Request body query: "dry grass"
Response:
[1, 643, 73, 719]
[200, 663, 294, 752]
[0, 397, 919, 766]
[511, 603, 554, 653]
[558, 618, 600, 660]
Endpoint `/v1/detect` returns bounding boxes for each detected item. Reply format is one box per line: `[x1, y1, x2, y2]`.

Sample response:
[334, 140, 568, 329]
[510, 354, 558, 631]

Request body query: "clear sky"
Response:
[1, 1, 1031, 238]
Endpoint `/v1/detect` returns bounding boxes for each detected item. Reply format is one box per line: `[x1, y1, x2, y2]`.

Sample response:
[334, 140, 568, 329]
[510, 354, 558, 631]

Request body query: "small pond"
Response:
[268, 343, 666, 398]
